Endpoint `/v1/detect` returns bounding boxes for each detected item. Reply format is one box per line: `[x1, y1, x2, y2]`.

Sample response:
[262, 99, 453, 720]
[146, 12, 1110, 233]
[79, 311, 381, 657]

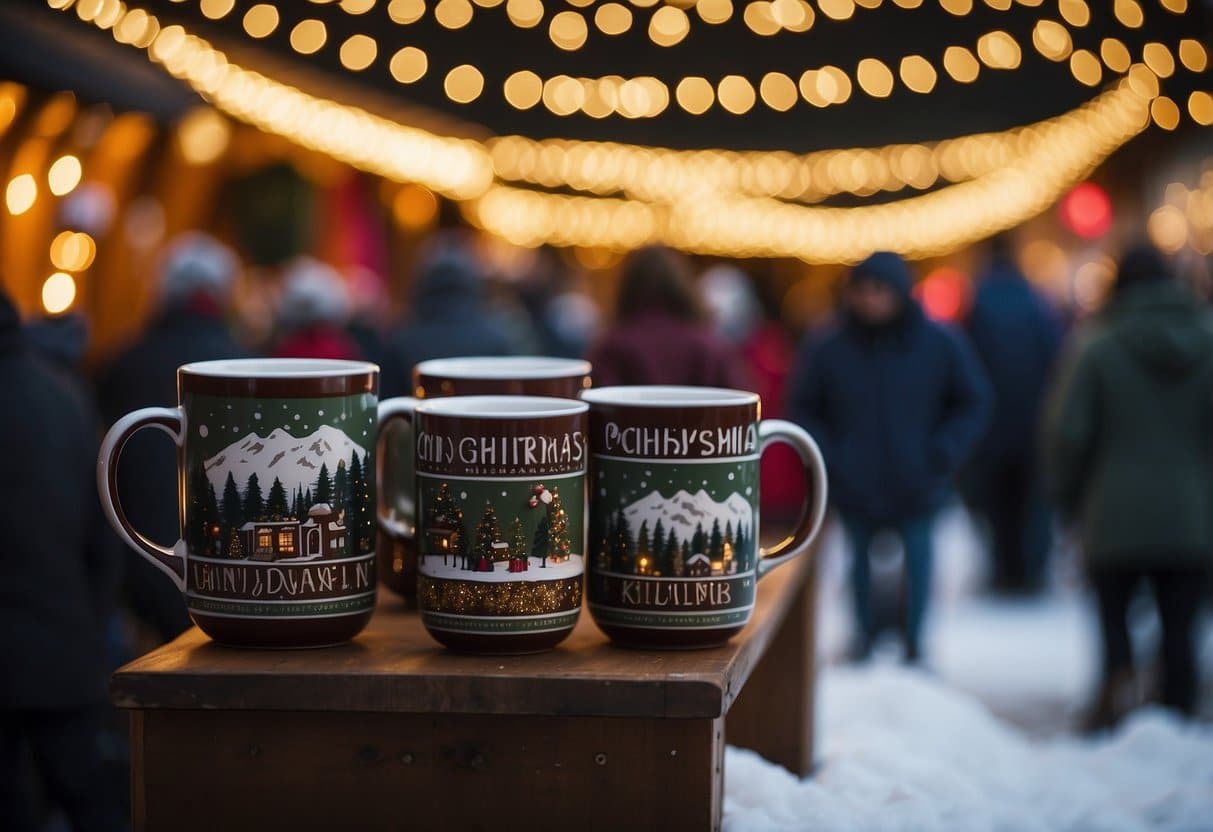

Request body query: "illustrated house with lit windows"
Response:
[685, 554, 712, 577]
[241, 503, 346, 562]
[424, 524, 460, 564]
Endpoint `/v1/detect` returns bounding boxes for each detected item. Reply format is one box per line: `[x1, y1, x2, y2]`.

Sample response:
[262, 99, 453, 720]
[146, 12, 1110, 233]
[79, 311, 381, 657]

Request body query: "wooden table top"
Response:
[112, 553, 810, 720]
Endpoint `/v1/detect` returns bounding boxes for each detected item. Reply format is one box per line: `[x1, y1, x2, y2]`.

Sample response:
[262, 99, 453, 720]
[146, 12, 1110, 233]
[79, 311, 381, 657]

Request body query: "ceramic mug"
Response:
[97, 359, 399, 648]
[379, 395, 589, 653]
[581, 386, 828, 648]
[378, 357, 592, 601]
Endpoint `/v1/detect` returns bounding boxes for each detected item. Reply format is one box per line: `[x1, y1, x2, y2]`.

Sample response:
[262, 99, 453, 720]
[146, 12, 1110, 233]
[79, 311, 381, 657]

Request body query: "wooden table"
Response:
[112, 553, 817, 831]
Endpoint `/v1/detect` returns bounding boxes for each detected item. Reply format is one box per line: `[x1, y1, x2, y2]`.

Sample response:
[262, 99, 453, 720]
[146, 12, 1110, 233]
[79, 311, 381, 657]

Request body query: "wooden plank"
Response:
[129, 711, 147, 832]
[138, 709, 723, 831]
[726, 554, 818, 777]
[111, 553, 812, 720]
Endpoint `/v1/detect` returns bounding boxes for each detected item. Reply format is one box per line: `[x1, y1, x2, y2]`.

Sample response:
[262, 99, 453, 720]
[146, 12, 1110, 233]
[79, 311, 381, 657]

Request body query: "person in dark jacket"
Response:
[589, 246, 748, 388]
[964, 239, 1063, 593]
[379, 237, 517, 397]
[1044, 245, 1213, 728]
[0, 291, 123, 831]
[788, 252, 992, 661]
[96, 233, 248, 642]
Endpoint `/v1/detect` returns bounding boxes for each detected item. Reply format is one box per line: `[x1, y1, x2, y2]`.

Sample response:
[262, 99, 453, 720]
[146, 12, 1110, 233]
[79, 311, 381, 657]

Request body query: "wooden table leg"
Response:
[134, 710, 724, 831]
[725, 555, 818, 777]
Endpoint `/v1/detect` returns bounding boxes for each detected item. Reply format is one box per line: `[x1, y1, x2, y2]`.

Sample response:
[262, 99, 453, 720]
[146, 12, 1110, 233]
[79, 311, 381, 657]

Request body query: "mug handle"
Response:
[376, 397, 418, 541]
[756, 419, 829, 579]
[97, 407, 188, 591]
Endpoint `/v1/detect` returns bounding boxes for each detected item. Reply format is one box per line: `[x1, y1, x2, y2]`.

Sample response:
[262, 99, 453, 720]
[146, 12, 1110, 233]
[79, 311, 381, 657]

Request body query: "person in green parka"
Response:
[1044, 244, 1213, 729]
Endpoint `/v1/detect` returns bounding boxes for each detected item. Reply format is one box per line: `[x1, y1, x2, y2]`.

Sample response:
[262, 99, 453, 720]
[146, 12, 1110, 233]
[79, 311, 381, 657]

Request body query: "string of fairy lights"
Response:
[33, 0, 1213, 263]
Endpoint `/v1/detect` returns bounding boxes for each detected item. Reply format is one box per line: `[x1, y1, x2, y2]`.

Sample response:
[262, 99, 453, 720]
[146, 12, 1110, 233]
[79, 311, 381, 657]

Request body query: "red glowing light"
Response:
[1059, 182, 1113, 239]
[916, 267, 969, 323]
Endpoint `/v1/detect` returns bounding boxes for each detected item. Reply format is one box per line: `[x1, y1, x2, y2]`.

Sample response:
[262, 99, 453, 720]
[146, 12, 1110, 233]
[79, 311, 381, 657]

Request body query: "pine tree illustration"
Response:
[547, 488, 572, 565]
[221, 471, 243, 532]
[242, 473, 264, 523]
[474, 501, 502, 567]
[509, 517, 527, 567]
[349, 452, 373, 554]
[333, 460, 349, 518]
[266, 477, 288, 520]
[314, 463, 333, 505]
[452, 508, 468, 568]
[227, 527, 245, 560]
[667, 529, 682, 576]
[709, 519, 724, 562]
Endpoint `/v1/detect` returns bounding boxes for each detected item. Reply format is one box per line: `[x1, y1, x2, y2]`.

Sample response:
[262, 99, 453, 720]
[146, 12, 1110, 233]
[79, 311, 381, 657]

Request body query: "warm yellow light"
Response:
[899, 55, 937, 93]
[1032, 20, 1071, 62]
[943, 46, 980, 82]
[1057, 0, 1088, 26]
[759, 72, 798, 111]
[388, 0, 426, 23]
[676, 76, 715, 113]
[339, 35, 377, 70]
[1100, 38, 1130, 73]
[545, 76, 584, 116]
[718, 75, 756, 114]
[114, 8, 153, 44]
[892, 0, 922, 7]
[393, 184, 438, 231]
[75, 0, 102, 22]
[199, 0, 235, 20]
[977, 31, 1021, 69]
[47, 155, 82, 196]
[1158, 0, 1185, 12]
[1142, 43, 1175, 78]
[290, 19, 327, 54]
[506, 0, 544, 27]
[697, 0, 734, 22]
[341, 0, 377, 13]
[856, 58, 893, 97]
[1178, 40, 1207, 73]
[550, 10, 588, 49]
[939, 0, 972, 15]
[242, 4, 279, 37]
[649, 6, 689, 46]
[445, 64, 484, 103]
[982, 0, 1011, 8]
[1113, 0, 1142, 28]
[1188, 91, 1213, 126]
[435, 0, 474, 28]
[595, 3, 633, 34]
[1126, 64, 1160, 98]
[6, 174, 36, 215]
[817, 0, 855, 18]
[177, 107, 230, 165]
[473, 0, 504, 7]
[1069, 50, 1102, 86]
[779, 0, 814, 30]
[1150, 96, 1179, 130]
[743, 2, 779, 34]
[41, 272, 76, 315]
[50, 231, 96, 271]
[1148, 205, 1187, 252]
[504, 70, 544, 109]
[389, 47, 428, 83]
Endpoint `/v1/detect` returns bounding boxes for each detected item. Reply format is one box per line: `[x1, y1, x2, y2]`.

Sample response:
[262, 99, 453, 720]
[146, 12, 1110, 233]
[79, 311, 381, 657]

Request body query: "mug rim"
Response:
[581, 385, 759, 407]
[415, 394, 588, 419]
[415, 356, 592, 380]
[180, 358, 378, 379]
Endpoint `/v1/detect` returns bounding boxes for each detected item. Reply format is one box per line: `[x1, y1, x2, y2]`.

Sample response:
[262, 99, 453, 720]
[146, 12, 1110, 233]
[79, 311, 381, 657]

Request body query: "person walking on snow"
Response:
[788, 251, 992, 662]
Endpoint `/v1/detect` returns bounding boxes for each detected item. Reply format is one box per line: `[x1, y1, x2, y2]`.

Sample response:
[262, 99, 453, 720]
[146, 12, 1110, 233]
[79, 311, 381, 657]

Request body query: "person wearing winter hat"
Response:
[788, 251, 992, 662]
[96, 233, 249, 643]
[272, 257, 363, 361]
[1044, 243, 1213, 729]
[0, 289, 124, 831]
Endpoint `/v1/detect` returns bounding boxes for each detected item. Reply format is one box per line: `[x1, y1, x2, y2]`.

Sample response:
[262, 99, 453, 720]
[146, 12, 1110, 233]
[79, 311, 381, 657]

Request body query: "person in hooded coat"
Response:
[379, 240, 516, 398]
[964, 238, 1063, 593]
[0, 290, 124, 831]
[96, 233, 249, 642]
[788, 252, 991, 661]
[1044, 244, 1213, 728]
[272, 257, 364, 361]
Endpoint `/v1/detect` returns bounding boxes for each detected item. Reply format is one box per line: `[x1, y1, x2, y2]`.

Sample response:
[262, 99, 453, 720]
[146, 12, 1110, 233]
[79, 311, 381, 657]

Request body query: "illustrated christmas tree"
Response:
[266, 476, 289, 520]
[509, 517, 528, 570]
[474, 501, 502, 570]
[427, 482, 461, 564]
[227, 527, 245, 560]
[547, 488, 572, 565]
[242, 472, 264, 522]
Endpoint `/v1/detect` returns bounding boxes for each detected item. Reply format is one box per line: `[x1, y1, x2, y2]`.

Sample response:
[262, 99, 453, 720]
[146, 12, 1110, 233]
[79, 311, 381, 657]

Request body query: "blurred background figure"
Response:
[788, 252, 991, 662]
[702, 264, 804, 525]
[96, 233, 248, 643]
[589, 246, 746, 388]
[272, 257, 363, 361]
[963, 237, 1063, 594]
[343, 265, 390, 367]
[516, 246, 600, 359]
[1044, 244, 1213, 731]
[0, 290, 124, 832]
[380, 234, 516, 397]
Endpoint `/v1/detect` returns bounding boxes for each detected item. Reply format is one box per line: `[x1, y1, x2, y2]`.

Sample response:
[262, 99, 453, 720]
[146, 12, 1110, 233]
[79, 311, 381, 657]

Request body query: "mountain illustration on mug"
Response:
[184, 424, 375, 562]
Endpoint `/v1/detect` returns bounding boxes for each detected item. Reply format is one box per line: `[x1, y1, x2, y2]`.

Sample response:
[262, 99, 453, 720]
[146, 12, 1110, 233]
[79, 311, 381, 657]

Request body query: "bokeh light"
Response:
[1059, 182, 1112, 239]
[41, 271, 77, 315]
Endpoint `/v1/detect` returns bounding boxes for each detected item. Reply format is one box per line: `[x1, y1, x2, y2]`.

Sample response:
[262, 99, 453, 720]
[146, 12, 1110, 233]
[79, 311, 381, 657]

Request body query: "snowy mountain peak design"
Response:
[623, 488, 752, 540]
[204, 425, 367, 495]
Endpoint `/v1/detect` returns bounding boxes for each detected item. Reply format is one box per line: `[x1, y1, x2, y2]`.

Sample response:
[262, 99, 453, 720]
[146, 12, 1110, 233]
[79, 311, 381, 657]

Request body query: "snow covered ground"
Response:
[721, 505, 1213, 830]
[418, 553, 583, 581]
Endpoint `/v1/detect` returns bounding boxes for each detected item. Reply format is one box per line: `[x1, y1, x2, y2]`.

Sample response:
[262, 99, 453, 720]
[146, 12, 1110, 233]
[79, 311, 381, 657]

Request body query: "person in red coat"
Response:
[273, 258, 364, 361]
[589, 247, 747, 388]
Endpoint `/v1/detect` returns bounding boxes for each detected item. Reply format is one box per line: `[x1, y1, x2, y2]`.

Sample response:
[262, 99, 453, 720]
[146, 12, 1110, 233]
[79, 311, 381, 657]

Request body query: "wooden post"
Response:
[725, 554, 817, 777]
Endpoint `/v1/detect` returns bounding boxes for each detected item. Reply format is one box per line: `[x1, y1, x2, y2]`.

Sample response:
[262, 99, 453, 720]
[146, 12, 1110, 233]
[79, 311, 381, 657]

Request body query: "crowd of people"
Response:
[1, 228, 1210, 829]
